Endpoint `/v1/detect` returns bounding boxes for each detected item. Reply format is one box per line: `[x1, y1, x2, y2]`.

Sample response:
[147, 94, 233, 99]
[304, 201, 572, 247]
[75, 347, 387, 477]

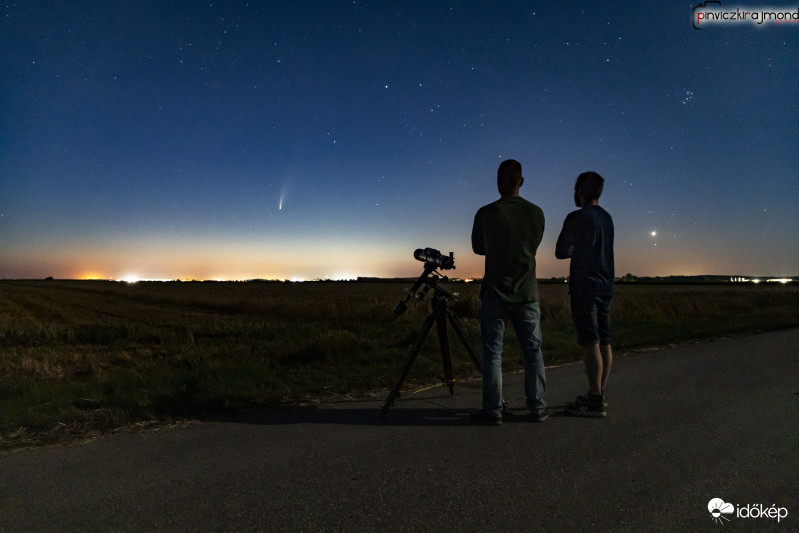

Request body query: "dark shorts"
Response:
[571, 295, 612, 346]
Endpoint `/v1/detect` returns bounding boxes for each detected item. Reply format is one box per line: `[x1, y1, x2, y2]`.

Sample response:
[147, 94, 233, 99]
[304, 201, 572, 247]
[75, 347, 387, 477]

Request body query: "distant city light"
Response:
[117, 276, 175, 283]
[327, 273, 358, 281]
[80, 272, 107, 280]
[730, 277, 793, 284]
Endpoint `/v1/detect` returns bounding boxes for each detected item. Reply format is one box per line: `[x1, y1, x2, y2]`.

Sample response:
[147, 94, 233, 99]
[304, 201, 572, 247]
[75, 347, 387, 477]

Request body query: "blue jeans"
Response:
[480, 297, 547, 417]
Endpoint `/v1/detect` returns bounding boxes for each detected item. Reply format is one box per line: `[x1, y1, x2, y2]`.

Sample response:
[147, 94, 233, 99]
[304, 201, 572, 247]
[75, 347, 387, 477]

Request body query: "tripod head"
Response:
[393, 248, 455, 317]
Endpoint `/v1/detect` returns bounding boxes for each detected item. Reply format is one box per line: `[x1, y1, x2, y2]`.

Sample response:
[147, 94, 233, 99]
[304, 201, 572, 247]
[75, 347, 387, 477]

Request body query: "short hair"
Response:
[497, 159, 522, 186]
[575, 171, 604, 201]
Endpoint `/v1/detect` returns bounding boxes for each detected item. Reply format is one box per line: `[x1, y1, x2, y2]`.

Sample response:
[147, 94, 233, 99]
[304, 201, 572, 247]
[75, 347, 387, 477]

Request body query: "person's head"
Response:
[574, 171, 604, 207]
[497, 159, 524, 197]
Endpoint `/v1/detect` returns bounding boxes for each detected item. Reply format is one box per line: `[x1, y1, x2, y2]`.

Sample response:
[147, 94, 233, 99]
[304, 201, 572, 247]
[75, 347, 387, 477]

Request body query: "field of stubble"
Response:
[1, 279, 796, 448]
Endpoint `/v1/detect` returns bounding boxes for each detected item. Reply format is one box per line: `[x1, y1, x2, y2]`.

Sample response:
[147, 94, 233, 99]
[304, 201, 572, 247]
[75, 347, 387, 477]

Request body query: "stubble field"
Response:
[1, 279, 796, 448]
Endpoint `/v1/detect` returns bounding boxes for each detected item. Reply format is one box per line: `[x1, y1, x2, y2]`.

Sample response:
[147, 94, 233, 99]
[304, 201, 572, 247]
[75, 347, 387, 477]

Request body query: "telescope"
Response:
[394, 248, 455, 317]
[382, 247, 481, 417]
[414, 248, 455, 270]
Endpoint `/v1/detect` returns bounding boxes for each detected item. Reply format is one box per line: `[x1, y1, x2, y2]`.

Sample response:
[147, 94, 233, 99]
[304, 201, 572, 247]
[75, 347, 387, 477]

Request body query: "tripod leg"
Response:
[448, 311, 482, 372]
[435, 313, 455, 395]
[381, 313, 435, 417]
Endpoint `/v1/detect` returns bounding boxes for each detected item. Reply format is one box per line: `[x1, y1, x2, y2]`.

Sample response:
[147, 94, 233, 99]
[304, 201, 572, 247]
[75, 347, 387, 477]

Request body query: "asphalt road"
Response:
[2, 329, 798, 532]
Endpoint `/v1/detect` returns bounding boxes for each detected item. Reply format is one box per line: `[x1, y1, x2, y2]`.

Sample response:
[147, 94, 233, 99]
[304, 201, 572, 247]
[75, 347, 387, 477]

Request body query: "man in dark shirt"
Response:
[471, 159, 548, 425]
[556, 171, 614, 417]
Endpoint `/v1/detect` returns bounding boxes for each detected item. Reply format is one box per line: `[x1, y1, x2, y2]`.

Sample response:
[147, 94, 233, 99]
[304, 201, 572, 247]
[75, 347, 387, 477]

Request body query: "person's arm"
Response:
[471, 210, 486, 256]
[555, 213, 574, 259]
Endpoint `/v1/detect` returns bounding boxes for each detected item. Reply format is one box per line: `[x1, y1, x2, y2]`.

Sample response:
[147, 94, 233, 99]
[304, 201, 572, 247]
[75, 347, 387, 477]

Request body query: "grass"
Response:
[1, 279, 797, 448]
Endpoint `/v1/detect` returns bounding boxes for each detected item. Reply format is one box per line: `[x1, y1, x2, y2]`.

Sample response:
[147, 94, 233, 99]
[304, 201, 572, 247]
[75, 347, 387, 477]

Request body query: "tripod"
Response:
[381, 266, 482, 417]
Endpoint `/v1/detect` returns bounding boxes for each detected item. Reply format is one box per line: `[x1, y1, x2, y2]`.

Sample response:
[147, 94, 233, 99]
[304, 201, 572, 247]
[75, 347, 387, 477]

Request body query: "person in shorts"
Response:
[555, 171, 614, 417]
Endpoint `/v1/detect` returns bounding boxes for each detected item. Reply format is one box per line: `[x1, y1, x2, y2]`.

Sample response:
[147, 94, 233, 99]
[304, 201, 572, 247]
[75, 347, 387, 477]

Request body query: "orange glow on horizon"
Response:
[9, 238, 793, 282]
[79, 272, 109, 281]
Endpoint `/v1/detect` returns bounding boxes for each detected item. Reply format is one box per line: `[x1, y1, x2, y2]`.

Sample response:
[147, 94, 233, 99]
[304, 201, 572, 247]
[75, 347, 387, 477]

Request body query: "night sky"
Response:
[2, 1, 797, 281]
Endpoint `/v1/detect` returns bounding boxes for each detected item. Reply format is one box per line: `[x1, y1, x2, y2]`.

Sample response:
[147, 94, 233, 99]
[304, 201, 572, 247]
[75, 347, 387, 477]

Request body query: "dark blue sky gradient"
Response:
[2, 1, 797, 280]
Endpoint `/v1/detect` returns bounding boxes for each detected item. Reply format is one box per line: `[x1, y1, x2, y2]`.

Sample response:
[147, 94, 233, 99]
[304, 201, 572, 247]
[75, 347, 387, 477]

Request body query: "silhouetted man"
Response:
[556, 171, 614, 417]
[471, 159, 548, 425]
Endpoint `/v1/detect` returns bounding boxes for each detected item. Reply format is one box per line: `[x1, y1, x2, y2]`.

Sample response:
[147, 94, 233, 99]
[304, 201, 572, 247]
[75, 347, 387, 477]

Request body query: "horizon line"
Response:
[2, 275, 796, 284]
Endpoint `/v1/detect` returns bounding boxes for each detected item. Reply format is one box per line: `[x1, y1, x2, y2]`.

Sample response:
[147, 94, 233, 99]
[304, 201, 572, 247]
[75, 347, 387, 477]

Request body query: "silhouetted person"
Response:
[471, 159, 548, 425]
[556, 171, 614, 417]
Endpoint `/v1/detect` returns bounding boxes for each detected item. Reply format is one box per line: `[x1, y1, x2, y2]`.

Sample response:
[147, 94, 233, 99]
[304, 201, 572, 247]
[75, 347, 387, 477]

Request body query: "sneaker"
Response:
[569, 391, 608, 409]
[530, 409, 549, 422]
[471, 409, 502, 425]
[565, 394, 606, 418]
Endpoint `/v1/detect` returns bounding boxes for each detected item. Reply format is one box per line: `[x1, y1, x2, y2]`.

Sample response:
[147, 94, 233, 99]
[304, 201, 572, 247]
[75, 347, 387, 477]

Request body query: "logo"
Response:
[707, 498, 789, 525]
[708, 498, 735, 524]
[692, 1, 799, 29]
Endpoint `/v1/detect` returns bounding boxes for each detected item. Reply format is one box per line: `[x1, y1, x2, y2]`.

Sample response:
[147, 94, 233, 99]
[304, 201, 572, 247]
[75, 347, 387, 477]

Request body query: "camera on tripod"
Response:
[414, 248, 455, 270]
